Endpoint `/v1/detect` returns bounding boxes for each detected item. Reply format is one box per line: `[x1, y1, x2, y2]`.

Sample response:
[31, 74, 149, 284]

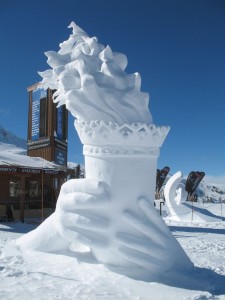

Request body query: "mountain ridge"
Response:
[0, 124, 27, 149]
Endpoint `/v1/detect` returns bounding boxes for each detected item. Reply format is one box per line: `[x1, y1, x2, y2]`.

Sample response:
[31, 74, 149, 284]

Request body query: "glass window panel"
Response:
[10, 181, 20, 197]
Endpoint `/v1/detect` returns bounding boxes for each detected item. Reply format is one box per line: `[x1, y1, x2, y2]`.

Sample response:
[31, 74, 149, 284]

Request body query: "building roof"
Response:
[0, 143, 68, 171]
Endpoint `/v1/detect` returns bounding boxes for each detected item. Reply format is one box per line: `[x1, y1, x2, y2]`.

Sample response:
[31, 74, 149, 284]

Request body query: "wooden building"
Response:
[0, 84, 74, 223]
[0, 163, 67, 222]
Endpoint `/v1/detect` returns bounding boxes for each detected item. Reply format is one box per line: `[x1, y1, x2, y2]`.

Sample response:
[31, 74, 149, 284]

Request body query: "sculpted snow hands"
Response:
[54, 179, 112, 249]
[54, 179, 169, 270]
[54, 182, 170, 272]
[117, 198, 169, 269]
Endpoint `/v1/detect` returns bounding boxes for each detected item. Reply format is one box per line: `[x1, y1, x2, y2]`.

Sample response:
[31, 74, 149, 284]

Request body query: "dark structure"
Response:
[27, 83, 68, 167]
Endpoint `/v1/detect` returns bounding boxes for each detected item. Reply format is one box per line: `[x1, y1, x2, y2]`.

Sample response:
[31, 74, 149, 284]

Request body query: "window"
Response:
[28, 181, 39, 197]
[53, 178, 58, 190]
[39, 97, 48, 138]
[56, 105, 67, 141]
[62, 105, 67, 141]
[10, 181, 20, 197]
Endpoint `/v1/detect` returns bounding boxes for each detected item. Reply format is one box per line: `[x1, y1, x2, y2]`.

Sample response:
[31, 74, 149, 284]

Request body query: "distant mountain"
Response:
[0, 124, 27, 150]
[197, 182, 225, 203]
[162, 175, 225, 203]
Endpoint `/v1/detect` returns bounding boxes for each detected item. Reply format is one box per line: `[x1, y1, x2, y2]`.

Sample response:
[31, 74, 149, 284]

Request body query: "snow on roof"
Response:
[0, 143, 65, 170]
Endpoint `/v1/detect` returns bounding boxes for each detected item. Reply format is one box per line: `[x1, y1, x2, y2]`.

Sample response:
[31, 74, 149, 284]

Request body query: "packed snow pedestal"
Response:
[54, 120, 194, 281]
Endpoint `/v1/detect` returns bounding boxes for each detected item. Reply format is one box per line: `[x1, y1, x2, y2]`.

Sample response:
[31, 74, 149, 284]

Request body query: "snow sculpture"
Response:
[164, 171, 223, 223]
[16, 22, 195, 281]
[164, 171, 187, 221]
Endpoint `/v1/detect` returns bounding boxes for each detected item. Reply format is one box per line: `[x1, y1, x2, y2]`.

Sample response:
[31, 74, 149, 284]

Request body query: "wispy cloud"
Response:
[204, 175, 225, 185]
[0, 108, 11, 115]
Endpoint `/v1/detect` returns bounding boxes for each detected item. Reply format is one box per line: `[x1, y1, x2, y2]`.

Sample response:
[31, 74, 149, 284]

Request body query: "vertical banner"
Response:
[31, 89, 40, 140]
[56, 106, 63, 140]
[31, 89, 47, 140]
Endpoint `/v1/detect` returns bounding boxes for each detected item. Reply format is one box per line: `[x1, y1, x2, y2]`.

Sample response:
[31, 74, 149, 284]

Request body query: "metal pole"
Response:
[160, 201, 165, 216]
[191, 197, 194, 222]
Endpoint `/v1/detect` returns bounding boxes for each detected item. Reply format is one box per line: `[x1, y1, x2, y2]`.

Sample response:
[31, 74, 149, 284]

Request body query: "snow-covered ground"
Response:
[1, 203, 225, 300]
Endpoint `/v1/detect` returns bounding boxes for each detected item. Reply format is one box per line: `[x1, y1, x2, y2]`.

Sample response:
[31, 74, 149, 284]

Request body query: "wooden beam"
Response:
[41, 168, 44, 221]
[20, 175, 26, 223]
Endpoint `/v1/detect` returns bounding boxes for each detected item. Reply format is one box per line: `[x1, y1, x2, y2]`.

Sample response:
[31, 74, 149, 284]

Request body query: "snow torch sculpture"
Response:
[16, 22, 194, 281]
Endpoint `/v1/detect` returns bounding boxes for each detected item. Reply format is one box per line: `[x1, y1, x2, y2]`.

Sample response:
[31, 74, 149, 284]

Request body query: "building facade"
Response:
[0, 165, 67, 222]
[27, 83, 68, 167]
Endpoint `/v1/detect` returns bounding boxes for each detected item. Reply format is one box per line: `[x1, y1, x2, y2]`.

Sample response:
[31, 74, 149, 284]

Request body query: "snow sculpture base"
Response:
[75, 121, 194, 278]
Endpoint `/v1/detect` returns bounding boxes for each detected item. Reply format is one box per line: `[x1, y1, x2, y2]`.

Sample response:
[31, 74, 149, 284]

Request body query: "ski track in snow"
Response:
[1, 213, 225, 300]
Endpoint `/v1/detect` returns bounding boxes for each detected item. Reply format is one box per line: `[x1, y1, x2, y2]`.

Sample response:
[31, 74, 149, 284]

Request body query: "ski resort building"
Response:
[0, 83, 74, 223]
[0, 152, 70, 222]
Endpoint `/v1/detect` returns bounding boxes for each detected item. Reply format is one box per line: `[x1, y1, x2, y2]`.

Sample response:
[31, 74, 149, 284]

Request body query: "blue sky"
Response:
[0, 0, 225, 178]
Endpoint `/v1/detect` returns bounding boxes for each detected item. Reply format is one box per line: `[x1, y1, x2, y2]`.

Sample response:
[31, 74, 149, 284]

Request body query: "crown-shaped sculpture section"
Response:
[75, 120, 169, 148]
[75, 120, 170, 158]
